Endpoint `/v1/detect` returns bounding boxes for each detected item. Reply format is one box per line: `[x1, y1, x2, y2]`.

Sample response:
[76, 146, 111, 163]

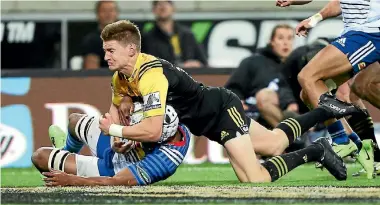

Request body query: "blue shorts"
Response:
[331, 31, 380, 76]
[97, 124, 191, 185]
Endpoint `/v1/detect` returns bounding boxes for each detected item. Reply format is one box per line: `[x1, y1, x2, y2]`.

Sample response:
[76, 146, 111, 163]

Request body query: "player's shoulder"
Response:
[138, 53, 167, 79]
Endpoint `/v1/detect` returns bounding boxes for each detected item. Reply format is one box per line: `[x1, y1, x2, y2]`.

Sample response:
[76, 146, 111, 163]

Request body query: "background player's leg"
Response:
[255, 88, 284, 128]
[298, 45, 352, 108]
[298, 45, 353, 132]
[31, 147, 77, 175]
[347, 89, 380, 162]
[334, 83, 360, 148]
[351, 62, 380, 109]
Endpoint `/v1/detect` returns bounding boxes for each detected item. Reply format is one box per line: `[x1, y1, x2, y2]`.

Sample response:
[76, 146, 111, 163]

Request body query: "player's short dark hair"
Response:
[152, 0, 173, 8]
[101, 20, 141, 51]
[270, 24, 294, 40]
[95, 0, 118, 14]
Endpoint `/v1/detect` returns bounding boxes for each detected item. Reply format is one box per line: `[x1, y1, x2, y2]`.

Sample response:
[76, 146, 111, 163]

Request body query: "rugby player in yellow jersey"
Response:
[98, 20, 362, 182]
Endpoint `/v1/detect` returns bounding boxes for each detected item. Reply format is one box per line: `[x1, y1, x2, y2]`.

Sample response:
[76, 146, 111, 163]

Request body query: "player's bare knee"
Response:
[267, 141, 285, 156]
[256, 88, 279, 109]
[297, 70, 309, 87]
[299, 89, 309, 104]
[31, 147, 51, 171]
[298, 69, 318, 89]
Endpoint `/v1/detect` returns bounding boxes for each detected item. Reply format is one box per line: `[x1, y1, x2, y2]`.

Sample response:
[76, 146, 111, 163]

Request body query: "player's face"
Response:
[270, 28, 294, 60]
[103, 40, 130, 71]
[97, 2, 118, 28]
[153, 1, 174, 21]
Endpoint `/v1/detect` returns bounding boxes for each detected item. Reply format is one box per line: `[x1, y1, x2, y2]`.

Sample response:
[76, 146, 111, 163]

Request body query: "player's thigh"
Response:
[298, 44, 352, 83]
[224, 134, 270, 182]
[248, 119, 289, 157]
[226, 151, 248, 182]
[330, 32, 380, 77]
[205, 94, 267, 181]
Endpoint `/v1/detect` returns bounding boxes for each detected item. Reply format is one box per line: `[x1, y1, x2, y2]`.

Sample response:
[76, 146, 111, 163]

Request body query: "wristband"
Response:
[308, 13, 323, 28]
[109, 124, 124, 137]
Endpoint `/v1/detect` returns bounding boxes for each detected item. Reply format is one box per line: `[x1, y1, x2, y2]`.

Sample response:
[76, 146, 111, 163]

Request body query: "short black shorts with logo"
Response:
[204, 91, 251, 145]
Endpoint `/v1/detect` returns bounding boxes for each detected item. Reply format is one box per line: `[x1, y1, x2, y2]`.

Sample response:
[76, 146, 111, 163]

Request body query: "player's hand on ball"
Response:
[295, 18, 311, 37]
[276, 0, 292, 7]
[112, 140, 134, 154]
[99, 113, 114, 135]
[42, 170, 74, 187]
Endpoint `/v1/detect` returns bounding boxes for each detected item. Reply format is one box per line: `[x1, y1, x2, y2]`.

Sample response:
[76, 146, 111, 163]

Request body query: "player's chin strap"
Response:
[48, 148, 70, 172]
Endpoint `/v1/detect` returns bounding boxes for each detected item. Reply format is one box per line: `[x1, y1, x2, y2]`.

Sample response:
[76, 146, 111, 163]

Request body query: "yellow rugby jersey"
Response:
[111, 52, 224, 137]
[111, 53, 168, 118]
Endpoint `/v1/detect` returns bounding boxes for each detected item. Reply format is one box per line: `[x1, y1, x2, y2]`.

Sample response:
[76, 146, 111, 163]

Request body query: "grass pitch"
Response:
[2, 163, 380, 204]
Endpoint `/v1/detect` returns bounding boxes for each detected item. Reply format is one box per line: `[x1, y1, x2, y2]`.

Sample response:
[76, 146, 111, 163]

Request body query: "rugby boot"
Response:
[356, 139, 375, 179]
[353, 162, 380, 177]
[315, 139, 357, 169]
[313, 137, 347, 180]
[318, 93, 364, 119]
[333, 139, 358, 158]
[49, 125, 66, 149]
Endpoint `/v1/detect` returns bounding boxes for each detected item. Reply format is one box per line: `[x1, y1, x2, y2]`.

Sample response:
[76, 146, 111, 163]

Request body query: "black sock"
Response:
[262, 144, 323, 182]
[276, 107, 332, 143]
[347, 110, 380, 161]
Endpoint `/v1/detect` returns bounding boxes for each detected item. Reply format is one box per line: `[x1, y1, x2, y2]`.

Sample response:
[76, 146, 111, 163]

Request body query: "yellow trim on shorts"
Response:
[232, 107, 244, 126]
[227, 107, 242, 127]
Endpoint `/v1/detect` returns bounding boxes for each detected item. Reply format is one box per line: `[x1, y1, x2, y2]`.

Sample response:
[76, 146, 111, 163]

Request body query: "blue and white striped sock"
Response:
[62, 132, 83, 153]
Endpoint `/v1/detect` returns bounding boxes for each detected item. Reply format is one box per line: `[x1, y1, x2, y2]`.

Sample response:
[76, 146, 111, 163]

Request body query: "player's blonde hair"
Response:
[101, 20, 141, 51]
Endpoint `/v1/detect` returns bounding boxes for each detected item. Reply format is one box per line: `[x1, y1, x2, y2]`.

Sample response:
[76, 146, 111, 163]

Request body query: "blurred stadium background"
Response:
[1, 1, 380, 204]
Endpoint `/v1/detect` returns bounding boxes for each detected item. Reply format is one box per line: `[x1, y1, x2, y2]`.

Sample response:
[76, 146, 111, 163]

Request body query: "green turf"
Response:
[2, 162, 380, 204]
[2, 162, 380, 187]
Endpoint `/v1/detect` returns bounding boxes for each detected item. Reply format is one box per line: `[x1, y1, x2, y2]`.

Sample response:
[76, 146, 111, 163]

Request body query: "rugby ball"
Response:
[161, 105, 179, 142]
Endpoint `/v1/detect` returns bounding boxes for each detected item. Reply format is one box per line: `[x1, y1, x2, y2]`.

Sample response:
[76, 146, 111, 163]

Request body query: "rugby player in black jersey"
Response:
[95, 20, 361, 182]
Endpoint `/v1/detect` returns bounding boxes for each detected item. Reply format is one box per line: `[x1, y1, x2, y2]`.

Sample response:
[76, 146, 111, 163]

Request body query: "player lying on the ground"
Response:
[97, 20, 364, 183]
[276, 0, 379, 178]
[31, 103, 191, 186]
